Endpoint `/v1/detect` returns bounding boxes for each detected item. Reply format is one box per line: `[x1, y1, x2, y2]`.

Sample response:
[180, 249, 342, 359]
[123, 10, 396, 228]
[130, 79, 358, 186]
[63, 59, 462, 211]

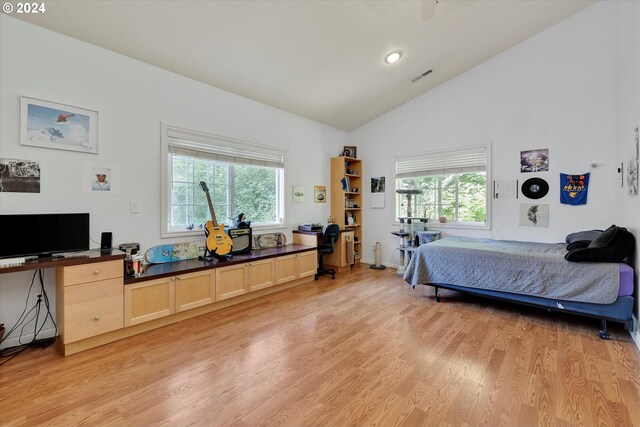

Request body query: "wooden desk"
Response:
[292, 229, 356, 272]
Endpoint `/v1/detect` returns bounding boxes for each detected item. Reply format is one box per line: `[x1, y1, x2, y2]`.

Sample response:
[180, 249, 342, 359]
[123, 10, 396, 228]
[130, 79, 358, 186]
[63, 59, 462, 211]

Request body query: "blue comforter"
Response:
[403, 237, 620, 304]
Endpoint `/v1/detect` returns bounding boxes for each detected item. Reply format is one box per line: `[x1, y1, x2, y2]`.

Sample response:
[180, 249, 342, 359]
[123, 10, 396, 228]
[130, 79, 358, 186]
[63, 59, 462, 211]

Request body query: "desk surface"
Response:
[293, 229, 350, 235]
[0, 250, 125, 274]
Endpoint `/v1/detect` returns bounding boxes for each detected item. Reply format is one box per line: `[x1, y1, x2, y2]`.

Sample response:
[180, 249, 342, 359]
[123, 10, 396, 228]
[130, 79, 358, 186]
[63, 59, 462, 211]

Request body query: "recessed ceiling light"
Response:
[385, 50, 403, 64]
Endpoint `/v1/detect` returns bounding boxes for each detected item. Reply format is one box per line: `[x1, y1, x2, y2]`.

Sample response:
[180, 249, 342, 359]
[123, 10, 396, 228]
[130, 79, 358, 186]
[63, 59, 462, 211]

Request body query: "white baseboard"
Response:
[0, 326, 57, 350]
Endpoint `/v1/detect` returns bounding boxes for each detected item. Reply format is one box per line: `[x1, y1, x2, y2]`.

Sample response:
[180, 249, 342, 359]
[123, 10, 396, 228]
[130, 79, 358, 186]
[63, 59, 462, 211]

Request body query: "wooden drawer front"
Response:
[275, 255, 297, 285]
[297, 251, 317, 278]
[63, 278, 123, 343]
[62, 260, 123, 286]
[215, 265, 247, 301]
[125, 278, 175, 326]
[248, 259, 275, 292]
[176, 271, 215, 312]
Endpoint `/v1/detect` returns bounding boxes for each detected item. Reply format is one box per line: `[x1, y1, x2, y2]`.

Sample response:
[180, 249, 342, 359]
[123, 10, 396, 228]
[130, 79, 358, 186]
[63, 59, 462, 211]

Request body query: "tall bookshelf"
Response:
[331, 156, 362, 262]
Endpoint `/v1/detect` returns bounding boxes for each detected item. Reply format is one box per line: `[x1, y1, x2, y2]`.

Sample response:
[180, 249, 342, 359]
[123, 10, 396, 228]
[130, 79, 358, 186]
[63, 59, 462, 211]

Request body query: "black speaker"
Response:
[225, 227, 252, 254]
[100, 232, 112, 254]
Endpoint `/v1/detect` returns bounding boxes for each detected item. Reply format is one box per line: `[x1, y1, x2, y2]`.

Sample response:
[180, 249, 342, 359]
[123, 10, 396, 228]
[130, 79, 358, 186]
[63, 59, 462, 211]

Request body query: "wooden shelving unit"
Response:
[331, 156, 362, 262]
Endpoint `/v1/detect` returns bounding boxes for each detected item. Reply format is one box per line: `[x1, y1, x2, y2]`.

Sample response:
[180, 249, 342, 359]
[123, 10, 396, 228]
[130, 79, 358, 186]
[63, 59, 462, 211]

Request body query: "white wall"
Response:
[614, 0, 640, 343]
[0, 15, 347, 347]
[349, 2, 619, 267]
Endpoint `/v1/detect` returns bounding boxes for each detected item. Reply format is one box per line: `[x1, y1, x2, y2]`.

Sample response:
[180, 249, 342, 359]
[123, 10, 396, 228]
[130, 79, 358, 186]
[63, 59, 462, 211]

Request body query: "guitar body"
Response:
[204, 221, 233, 256]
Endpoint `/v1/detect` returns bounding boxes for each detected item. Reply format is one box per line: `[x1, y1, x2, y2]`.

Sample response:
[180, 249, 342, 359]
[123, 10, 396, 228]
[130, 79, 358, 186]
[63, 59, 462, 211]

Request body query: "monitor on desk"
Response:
[0, 213, 90, 259]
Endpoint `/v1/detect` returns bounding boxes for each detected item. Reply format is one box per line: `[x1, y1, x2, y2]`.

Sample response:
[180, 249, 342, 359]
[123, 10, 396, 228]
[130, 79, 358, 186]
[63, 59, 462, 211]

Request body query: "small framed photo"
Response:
[314, 185, 326, 203]
[342, 146, 357, 158]
[21, 96, 98, 154]
[292, 185, 305, 203]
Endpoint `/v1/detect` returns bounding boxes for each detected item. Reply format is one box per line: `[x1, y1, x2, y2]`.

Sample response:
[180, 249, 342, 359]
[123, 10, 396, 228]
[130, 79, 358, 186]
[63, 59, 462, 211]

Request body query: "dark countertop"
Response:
[125, 244, 315, 284]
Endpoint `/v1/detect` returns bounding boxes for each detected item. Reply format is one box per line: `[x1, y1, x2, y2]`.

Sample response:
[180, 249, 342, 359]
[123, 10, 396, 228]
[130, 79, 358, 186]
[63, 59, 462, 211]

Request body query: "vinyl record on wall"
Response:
[521, 177, 549, 199]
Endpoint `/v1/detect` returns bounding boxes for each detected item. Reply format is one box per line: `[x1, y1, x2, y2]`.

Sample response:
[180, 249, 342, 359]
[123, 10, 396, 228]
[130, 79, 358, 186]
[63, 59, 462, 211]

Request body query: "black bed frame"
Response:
[417, 283, 635, 340]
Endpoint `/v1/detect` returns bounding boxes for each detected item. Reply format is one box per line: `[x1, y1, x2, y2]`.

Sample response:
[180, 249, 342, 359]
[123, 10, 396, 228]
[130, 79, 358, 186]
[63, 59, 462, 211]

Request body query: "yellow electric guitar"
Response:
[199, 181, 233, 257]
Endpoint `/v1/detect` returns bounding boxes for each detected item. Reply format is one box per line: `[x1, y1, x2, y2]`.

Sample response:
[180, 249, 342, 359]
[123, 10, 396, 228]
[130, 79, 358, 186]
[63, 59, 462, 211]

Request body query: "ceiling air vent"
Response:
[411, 69, 433, 83]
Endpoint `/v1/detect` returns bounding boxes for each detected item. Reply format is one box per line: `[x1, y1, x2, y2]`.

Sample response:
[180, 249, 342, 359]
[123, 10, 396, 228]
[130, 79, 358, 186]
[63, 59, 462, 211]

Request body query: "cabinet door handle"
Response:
[94, 316, 100, 321]
[177, 277, 181, 280]
[93, 270, 100, 275]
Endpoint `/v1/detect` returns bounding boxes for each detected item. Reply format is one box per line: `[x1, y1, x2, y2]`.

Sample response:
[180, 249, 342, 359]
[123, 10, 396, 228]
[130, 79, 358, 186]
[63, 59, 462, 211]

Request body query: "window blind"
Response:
[166, 127, 284, 169]
[396, 145, 487, 178]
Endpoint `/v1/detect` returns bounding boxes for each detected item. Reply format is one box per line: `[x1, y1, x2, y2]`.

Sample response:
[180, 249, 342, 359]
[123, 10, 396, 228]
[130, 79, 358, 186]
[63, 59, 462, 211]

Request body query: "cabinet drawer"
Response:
[275, 255, 297, 284]
[297, 251, 317, 278]
[248, 259, 275, 291]
[215, 264, 247, 301]
[61, 260, 123, 286]
[63, 278, 124, 343]
[175, 270, 215, 312]
[125, 277, 175, 326]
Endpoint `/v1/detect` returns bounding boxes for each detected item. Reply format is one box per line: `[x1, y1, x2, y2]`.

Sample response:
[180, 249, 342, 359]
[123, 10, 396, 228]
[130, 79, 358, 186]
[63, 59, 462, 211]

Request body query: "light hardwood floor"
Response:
[1, 264, 639, 426]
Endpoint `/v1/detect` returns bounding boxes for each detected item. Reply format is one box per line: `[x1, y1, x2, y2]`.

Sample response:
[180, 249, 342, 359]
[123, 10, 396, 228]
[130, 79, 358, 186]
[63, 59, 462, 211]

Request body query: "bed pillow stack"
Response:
[565, 225, 635, 263]
[564, 229, 603, 251]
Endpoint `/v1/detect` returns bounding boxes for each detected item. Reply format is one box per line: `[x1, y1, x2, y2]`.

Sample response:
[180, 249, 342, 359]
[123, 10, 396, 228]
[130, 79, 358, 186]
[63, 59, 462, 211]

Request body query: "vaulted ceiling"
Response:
[13, 0, 595, 131]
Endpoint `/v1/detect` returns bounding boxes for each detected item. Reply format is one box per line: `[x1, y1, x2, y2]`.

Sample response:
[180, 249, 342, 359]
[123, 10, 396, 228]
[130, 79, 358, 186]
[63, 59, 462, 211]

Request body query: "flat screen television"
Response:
[0, 213, 90, 259]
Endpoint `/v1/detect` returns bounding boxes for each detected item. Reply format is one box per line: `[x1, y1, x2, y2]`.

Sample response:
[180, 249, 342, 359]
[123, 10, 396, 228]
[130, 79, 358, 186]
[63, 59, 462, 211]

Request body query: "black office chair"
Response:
[315, 223, 339, 280]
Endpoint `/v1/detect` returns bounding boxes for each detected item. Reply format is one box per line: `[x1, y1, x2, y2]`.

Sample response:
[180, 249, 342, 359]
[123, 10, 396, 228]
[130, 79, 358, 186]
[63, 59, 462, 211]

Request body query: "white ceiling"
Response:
[13, 0, 595, 131]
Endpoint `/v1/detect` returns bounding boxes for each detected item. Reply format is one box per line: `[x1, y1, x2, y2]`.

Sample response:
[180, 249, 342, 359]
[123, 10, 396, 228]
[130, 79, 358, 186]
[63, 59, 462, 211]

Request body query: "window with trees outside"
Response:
[395, 144, 490, 227]
[161, 125, 285, 237]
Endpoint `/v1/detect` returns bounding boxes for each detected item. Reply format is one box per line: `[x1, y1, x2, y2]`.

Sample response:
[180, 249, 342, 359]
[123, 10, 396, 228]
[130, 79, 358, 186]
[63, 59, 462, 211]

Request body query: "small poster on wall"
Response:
[314, 186, 326, 203]
[0, 158, 40, 193]
[520, 148, 549, 173]
[371, 176, 385, 208]
[519, 203, 549, 227]
[371, 177, 385, 193]
[560, 173, 590, 205]
[83, 163, 120, 194]
[292, 185, 305, 203]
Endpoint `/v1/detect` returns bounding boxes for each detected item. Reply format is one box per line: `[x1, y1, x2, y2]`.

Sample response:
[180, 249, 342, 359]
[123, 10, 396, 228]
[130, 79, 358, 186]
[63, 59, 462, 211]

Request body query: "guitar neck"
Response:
[205, 192, 219, 227]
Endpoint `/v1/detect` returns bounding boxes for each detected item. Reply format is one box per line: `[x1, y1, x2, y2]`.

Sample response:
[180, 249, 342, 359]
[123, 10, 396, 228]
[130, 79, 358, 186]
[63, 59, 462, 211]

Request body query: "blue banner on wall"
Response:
[560, 173, 590, 205]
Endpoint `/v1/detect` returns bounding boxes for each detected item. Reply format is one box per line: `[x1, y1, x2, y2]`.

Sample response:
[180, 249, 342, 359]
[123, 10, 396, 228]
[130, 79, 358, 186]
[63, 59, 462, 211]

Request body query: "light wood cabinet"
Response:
[296, 251, 317, 278]
[125, 270, 214, 324]
[247, 259, 275, 291]
[215, 264, 248, 300]
[48, 248, 317, 355]
[125, 277, 175, 326]
[175, 270, 215, 312]
[56, 261, 124, 344]
[325, 230, 355, 269]
[275, 255, 297, 284]
[331, 156, 362, 262]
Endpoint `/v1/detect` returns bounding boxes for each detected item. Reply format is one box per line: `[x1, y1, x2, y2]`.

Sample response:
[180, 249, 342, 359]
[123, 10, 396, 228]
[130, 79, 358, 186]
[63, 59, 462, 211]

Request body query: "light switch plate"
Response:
[130, 201, 141, 214]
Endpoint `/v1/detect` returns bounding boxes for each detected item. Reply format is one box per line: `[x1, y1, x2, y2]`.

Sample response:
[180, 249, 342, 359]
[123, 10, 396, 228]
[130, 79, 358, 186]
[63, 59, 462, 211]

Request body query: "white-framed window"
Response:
[161, 124, 285, 237]
[395, 144, 491, 228]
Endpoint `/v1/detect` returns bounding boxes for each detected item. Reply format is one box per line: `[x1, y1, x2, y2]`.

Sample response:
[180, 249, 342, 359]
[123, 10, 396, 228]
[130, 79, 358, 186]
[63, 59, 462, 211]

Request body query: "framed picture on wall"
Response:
[20, 97, 98, 154]
[0, 158, 40, 193]
[314, 185, 326, 203]
[292, 185, 305, 203]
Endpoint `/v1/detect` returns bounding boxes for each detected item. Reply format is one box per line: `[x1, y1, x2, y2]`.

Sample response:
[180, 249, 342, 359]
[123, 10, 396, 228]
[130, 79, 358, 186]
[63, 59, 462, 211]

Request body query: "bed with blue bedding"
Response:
[403, 235, 635, 339]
